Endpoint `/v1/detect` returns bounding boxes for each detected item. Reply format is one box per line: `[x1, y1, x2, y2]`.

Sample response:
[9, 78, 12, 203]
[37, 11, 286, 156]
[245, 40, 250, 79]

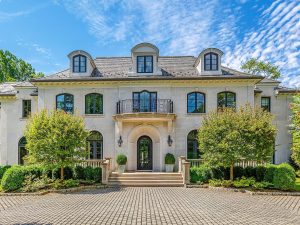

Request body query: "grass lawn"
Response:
[295, 178, 300, 191]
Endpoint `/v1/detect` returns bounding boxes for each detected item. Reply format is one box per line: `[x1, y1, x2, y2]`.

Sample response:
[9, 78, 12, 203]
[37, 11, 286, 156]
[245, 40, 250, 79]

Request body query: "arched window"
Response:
[18, 137, 28, 165]
[56, 93, 74, 113]
[86, 131, 103, 159]
[217, 92, 236, 109]
[133, 90, 157, 112]
[187, 92, 205, 113]
[187, 130, 200, 159]
[204, 52, 218, 71]
[73, 55, 87, 73]
[85, 93, 103, 114]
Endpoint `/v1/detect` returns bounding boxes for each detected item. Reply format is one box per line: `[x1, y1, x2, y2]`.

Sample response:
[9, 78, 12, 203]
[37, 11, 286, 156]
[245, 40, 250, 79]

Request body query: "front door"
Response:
[137, 136, 153, 170]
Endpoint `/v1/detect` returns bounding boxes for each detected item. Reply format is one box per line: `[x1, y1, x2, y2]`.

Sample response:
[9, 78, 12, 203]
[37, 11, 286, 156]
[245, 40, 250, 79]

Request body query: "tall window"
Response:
[187, 92, 205, 113]
[56, 94, 74, 113]
[87, 131, 103, 159]
[18, 137, 28, 165]
[22, 100, 31, 118]
[204, 52, 218, 71]
[73, 55, 87, 73]
[261, 97, 271, 112]
[133, 90, 157, 112]
[137, 56, 153, 73]
[187, 130, 201, 159]
[85, 93, 103, 114]
[217, 92, 236, 109]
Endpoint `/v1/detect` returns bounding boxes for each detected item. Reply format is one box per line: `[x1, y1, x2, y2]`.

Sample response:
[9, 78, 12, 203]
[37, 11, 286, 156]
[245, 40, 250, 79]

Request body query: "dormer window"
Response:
[73, 55, 87, 73]
[204, 52, 218, 71]
[137, 56, 153, 73]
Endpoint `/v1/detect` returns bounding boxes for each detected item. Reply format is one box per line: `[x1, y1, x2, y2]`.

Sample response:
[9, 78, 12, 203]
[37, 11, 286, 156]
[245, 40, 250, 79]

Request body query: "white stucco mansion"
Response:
[0, 43, 298, 171]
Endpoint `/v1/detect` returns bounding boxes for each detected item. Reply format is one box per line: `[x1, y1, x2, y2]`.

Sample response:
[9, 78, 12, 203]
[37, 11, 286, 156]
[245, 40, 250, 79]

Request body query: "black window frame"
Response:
[261, 97, 271, 112]
[73, 54, 87, 73]
[22, 99, 31, 118]
[187, 92, 206, 113]
[18, 137, 28, 165]
[56, 93, 74, 114]
[204, 52, 218, 71]
[85, 93, 103, 114]
[132, 90, 157, 112]
[187, 130, 201, 159]
[137, 56, 153, 73]
[86, 131, 103, 160]
[217, 91, 236, 109]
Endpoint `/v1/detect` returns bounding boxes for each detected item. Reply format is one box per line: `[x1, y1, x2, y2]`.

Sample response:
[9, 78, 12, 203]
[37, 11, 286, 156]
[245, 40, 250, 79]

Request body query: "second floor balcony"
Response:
[116, 99, 173, 114]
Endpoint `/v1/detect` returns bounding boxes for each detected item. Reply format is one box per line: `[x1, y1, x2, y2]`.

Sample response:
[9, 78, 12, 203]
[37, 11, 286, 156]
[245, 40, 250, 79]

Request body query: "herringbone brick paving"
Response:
[0, 187, 299, 224]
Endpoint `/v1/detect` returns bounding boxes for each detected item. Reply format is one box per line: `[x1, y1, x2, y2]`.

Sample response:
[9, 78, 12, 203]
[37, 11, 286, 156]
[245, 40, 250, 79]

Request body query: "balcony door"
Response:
[133, 90, 157, 112]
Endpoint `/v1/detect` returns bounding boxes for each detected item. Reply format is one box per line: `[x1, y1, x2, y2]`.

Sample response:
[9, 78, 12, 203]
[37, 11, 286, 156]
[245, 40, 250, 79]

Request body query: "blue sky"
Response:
[0, 0, 299, 87]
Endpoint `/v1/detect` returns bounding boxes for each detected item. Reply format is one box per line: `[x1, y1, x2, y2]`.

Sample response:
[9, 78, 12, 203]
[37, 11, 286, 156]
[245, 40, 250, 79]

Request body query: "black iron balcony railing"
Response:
[116, 99, 173, 114]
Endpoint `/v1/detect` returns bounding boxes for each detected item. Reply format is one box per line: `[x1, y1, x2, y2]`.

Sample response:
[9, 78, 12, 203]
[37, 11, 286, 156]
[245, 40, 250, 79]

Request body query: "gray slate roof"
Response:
[0, 82, 34, 96]
[33, 56, 261, 82]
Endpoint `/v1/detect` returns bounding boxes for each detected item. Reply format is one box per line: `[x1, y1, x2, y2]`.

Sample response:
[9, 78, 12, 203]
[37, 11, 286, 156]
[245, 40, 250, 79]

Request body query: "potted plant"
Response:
[116, 154, 127, 173]
[165, 153, 175, 172]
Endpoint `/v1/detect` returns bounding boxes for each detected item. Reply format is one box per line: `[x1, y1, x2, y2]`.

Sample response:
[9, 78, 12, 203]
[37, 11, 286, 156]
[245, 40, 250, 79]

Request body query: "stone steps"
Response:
[108, 172, 184, 187]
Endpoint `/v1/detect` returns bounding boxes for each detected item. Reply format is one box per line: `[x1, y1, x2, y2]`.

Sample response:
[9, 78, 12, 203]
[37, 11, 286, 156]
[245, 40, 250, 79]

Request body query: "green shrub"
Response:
[165, 153, 175, 164]
[21, 174, 52, 192]
[244, 167, 256, 178]
[74, 166, 85, 180]
[255, 166, 267, 182]
[83, 166, 94, 180]
[273, 163, 296, 190]
[233, 166, 244, 179]
[221, 180, 233, 188]
[1, 166, 26, 192]
[190, 165, 212, 183]
[252, 182, 273, 190]
[52, 166, 73, 180]
[211, 166, 229, 180]
[116, 154, 127, 165]
[208, 179, 222, 187]
[296, 170, 300, 178]
[64, 179, 79, 188]
[233, 177, 255, 188]
[0, 165, 11, 179]
[92, 167, 102, 183]
[264, 164, 277, 182]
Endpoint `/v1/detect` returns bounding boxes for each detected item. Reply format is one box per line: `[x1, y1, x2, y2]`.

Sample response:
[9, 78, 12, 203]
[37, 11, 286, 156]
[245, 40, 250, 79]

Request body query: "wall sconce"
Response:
[118, 136, 123, 147]
[167, 135, 173, 147]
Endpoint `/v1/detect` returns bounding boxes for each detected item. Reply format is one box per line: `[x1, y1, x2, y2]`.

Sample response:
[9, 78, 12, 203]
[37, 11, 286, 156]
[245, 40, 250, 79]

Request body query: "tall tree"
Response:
[24, 110, 89, 180]
[241, 58, 281, 79]
[0, 50, 44, 82]
[291, 94, 300, 166]
[198, 105, 276, 180]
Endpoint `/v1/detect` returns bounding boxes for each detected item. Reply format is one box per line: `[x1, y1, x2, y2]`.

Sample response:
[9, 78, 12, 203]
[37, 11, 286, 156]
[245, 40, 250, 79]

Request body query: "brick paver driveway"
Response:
[0, 187, 299, 225]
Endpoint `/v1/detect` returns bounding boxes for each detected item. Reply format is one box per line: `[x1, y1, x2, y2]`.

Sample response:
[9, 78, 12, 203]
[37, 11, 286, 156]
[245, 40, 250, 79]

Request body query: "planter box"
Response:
[165, 164, 174, 172]
[118, 165, 126, 173]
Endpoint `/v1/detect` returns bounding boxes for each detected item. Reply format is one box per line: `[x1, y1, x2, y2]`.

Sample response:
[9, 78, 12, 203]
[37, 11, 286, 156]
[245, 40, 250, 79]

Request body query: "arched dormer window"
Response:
[217, 91, 236, 109]
[56, 93, 74, 113]
[204, 52, 218, 71]
[73, 55, 87, 73]
[85, 93, 103, 114]
[187, 92, 205, 113]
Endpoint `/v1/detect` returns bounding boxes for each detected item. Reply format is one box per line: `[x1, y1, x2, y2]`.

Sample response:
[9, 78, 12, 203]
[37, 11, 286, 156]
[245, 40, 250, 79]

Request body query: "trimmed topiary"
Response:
[264, 164, 277, 182]
[116, 154, 127, 165]
[1, 166, 26, 192]
[273, 163, 296, 190]
[165, 153, 175, 165]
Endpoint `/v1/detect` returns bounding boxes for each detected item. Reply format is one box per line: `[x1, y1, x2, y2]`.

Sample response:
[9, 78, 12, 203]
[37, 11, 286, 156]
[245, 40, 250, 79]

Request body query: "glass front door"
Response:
[137, 136, 153, 170]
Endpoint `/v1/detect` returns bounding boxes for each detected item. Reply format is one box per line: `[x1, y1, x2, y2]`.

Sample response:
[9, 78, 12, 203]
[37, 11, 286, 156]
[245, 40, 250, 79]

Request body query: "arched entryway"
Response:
[137, 135, 153, 170]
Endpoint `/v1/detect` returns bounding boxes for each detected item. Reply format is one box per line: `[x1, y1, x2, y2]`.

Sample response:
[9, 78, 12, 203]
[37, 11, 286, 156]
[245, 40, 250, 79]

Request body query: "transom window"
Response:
[56, 93, 74, 113]
[261, 97, 271, 112]
[86, 131, 103, 159]
[137, 56, 153, 73]
[73, 55, 87, 73]
[204, 52, 218, 71]
[18, 137, 28, 165]
[22, 100, 31, 118]
[217, 92, 236, 109]
[187, 130, 201, 159]
[133, 90, 157, 112]
[85, 93, 103, 114]
[187, 92, 205, 113]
